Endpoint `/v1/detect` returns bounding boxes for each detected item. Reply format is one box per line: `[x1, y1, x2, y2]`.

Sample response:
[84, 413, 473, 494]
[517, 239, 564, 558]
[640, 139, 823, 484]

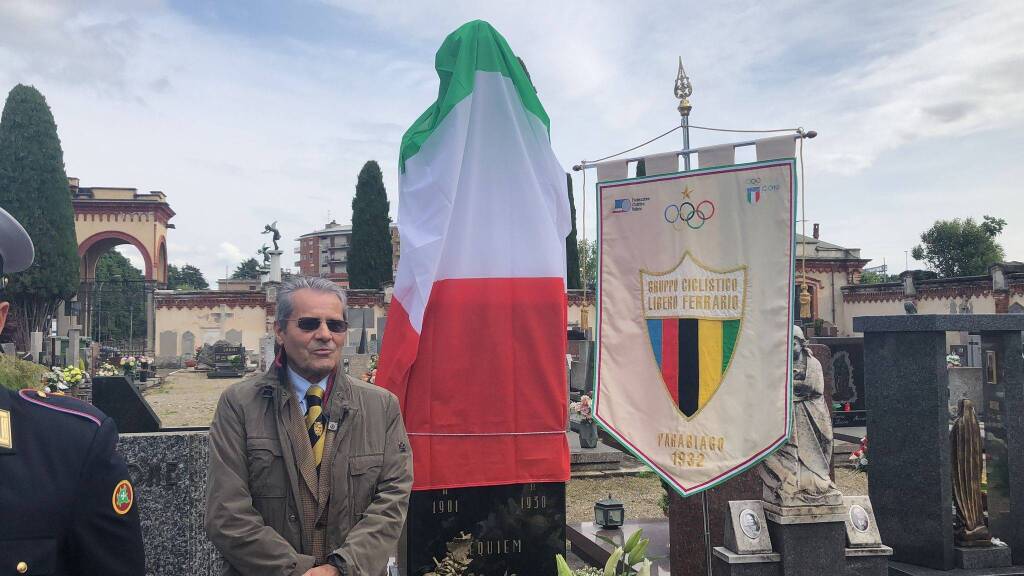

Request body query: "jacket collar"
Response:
[272, 349, 349, 403]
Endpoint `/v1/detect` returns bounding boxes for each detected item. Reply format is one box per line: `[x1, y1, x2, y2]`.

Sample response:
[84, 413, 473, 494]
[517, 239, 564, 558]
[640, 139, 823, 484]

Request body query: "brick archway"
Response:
[70, 179, 175, 353]
[78, 230, 154, 280]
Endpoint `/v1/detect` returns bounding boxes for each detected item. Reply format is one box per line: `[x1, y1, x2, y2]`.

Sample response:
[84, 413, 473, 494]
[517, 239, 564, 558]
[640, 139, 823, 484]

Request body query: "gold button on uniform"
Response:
[16, 561, 28, 574]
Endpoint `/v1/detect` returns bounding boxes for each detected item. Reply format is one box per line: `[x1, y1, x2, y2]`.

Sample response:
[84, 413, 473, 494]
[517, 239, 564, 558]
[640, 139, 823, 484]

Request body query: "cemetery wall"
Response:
[154, 292, 269, 361]
[842, 296, 997, 349]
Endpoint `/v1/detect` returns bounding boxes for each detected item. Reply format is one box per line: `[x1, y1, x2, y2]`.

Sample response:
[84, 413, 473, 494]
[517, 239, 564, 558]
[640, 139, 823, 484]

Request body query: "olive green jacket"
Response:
[205, 366, 412, 576]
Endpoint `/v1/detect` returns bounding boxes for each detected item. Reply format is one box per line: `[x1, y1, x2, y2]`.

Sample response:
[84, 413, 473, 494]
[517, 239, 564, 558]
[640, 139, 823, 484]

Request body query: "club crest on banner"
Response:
[641, 253, 746, 418]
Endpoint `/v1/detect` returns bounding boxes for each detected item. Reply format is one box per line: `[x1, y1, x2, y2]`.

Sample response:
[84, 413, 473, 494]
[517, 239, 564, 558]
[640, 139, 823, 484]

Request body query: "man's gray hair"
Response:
[276, 276, 348, 328]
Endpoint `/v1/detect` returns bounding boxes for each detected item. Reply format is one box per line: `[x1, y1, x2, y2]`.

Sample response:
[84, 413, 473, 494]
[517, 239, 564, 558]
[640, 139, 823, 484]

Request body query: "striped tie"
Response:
[305, 385, 327, 467]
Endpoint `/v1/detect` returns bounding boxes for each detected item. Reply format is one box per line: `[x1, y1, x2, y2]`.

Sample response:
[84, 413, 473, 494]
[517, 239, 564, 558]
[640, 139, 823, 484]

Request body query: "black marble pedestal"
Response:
[402, 482, 565, 576]
[92, 375, 162, 432]
[765, 516, 846, 576]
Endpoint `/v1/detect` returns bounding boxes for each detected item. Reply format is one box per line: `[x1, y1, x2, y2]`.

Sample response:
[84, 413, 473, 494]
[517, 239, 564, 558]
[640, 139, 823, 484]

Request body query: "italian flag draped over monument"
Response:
[377, 21, 572, 490]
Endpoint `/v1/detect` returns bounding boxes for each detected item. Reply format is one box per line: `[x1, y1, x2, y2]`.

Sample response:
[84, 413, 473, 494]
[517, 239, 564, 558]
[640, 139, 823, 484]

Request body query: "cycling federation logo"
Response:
[664, 186, 715, 230]
[611, 196, 650, 215]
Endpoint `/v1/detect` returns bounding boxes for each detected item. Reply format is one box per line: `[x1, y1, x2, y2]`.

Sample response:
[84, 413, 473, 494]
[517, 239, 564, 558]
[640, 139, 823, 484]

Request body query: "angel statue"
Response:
[759, 325, 843, 507]
[257, 244, 271, 265]
[261, 221, 281, 251]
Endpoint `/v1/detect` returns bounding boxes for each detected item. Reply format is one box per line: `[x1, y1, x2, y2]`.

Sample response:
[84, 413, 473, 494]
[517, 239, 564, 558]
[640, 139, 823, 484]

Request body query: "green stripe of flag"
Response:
[722, 319, 740, 373]
[398, 20, 550, 172]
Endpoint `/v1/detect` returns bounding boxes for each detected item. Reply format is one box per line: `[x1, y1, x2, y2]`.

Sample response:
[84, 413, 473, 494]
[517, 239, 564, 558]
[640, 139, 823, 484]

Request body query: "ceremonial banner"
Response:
[595, 160, 796, 495]
[377, 21, 571, 490]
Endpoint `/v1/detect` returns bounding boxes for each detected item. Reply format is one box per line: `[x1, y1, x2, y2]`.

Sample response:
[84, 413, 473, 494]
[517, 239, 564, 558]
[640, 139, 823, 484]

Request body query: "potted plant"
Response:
[556, 527, 652, 576]
[137, 356, 153, 382]
[571, 395, 599, 449]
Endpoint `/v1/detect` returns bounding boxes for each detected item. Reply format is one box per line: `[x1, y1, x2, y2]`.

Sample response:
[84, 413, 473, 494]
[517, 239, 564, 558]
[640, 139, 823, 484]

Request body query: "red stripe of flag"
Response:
[661, 319, 679, 405]
[389, 277, 569, 490]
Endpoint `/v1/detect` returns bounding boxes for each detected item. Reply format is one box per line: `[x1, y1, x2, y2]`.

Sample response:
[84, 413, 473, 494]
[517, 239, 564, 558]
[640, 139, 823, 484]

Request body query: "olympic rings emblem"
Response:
[663, 199, 715, 229]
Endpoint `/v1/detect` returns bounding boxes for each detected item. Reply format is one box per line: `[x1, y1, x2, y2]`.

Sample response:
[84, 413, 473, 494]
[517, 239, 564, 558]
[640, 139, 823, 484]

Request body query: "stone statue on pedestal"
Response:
[760, 325, 843, 507]
[261, 221, 281, 251]
[951, 399, 992, 546]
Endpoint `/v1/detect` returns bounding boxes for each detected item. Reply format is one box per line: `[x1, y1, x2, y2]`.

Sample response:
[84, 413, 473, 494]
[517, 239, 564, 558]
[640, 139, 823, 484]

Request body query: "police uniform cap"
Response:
[0, 206, 34, 274]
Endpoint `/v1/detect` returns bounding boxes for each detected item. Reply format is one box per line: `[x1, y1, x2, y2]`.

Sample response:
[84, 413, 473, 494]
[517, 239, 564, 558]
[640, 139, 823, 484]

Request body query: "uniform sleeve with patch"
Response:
[68, 416, 146, 575]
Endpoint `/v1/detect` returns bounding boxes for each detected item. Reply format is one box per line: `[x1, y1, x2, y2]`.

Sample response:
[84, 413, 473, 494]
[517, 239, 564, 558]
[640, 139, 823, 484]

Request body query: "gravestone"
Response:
[402, 483, 565, 576]
[93, 376, 161, 433]
[947, 367, 983, 419]
[259, 334, 276, 371]
[812, 337, 866, 427]
[160, 330, 178, 362]
[181, 331, 196, 358]
[566, 340, 594, 398]
[854, 314, 1024, 571]
[118, 431, 221, 576]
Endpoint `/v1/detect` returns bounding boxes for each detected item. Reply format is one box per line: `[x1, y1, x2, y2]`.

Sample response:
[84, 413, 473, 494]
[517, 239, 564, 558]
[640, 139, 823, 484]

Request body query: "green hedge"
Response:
[0, 354, 46, 391]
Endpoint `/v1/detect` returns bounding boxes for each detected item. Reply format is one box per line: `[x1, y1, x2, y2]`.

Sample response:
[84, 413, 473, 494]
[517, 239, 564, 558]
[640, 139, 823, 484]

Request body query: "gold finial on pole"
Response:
[675, 56, 693, 118]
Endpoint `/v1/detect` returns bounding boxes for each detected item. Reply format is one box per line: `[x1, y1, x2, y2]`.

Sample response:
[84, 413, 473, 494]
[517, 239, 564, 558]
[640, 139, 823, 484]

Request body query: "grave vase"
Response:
[579, 419, 599, 448]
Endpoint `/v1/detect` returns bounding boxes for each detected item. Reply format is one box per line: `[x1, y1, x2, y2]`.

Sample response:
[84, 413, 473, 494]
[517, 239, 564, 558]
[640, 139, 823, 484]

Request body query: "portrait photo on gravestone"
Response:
[1, 4, 1022, 576]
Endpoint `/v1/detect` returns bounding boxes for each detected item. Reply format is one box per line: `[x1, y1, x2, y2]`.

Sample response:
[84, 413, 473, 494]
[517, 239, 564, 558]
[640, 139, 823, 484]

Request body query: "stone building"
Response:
[794, 226, 870, 335]
[294, 220, 400, 287]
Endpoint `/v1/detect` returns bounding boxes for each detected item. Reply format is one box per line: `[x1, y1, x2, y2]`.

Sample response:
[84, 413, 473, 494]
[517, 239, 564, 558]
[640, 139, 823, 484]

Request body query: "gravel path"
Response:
[143, 369, 246, 427]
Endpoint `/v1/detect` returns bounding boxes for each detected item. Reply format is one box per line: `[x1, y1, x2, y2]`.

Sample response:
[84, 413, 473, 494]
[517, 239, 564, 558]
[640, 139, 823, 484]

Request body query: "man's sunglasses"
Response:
[287, 317, 349, 333]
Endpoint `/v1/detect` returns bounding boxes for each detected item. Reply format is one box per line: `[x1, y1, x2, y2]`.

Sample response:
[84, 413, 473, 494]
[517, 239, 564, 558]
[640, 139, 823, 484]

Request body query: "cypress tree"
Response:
[0, 85, 79, 350]
[565, 173, 581, 289]
[635, 158, 646, 178]
[349, 161, 393, 289]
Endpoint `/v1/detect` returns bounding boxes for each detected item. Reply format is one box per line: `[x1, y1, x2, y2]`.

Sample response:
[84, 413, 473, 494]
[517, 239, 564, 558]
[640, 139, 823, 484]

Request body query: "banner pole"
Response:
[675, 55, 713, 576]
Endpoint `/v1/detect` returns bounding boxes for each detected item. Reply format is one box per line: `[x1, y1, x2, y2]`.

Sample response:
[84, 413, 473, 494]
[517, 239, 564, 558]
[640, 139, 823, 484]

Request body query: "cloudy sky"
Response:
[2, 0, 1022, 282]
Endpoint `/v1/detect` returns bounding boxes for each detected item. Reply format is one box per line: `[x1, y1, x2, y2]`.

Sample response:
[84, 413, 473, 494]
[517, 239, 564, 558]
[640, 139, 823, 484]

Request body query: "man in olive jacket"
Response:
[205, 277, 412, 576]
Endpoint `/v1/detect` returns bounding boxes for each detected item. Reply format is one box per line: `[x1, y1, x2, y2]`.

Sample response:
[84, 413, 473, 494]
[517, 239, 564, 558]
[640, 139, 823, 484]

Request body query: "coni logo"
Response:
[663, 185, 715, 229]
[746, 177, 780, 204]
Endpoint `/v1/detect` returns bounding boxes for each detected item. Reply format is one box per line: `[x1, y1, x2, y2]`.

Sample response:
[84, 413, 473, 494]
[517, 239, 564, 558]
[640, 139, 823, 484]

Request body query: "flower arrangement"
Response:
[363, 354, 379, 384]
[62, 366, 84, 385]
[96, 362, 119, 377]
[570, 395, 594, 422]
[138, 355, 153, 369]
[43, 367, 69, 391]
[41, 366, 88, 392]
[849, 436, 868, 471]
[119, 356, 138, 369]
[946, 353, 962, 368]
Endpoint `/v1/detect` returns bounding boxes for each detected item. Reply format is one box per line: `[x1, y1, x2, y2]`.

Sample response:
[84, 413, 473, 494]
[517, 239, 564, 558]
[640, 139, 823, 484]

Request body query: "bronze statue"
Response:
[261, 221, 281, 251]
[951, 399, 992, 546]
[760, 325, 843, 507]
